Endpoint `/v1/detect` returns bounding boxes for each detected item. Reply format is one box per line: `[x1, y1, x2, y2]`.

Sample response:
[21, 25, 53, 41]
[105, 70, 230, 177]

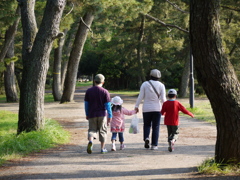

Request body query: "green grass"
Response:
[44, 93, 54, 102]
[198, 158, 240, 175]
[0, 111, 70, 166]
[109, 90, 139, 96]
[0, 94, 7, 103]
[181, 98, 216, 124]
[0, 94, 55, 103]
[76, 81, 93, 87]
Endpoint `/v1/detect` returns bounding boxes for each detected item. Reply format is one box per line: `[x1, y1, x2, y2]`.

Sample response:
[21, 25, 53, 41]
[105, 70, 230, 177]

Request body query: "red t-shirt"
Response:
[161, 100, 193, 126]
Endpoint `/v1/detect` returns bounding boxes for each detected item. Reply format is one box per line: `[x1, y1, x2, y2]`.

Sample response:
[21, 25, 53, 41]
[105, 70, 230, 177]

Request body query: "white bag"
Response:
[129, 114, 140, 134]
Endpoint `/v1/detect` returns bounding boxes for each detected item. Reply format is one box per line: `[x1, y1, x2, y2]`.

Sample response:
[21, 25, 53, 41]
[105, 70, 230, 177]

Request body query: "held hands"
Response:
[135, 107, 139, 113]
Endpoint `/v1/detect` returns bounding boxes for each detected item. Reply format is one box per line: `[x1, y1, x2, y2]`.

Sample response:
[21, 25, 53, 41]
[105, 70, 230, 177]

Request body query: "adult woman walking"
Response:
[135, 69, 166, 150]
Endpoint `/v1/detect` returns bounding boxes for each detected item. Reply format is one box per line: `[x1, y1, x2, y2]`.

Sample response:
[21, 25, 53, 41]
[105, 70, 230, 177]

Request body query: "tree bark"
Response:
[190, 0, 240, 164]
[178, 56, 190, 98]
[18, 0, 66, 133]
[4, 41, 18, 102]
[61, 23, 78, 89]
[60, 11, 94, 103]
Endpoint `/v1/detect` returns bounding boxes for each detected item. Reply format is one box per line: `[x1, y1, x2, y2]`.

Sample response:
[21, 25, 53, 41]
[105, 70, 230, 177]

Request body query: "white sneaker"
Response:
[120, 144, 126, 150]
[151, 146, 158, 150]
[168, 140, 175, 152]
[111, 144, 116, 151]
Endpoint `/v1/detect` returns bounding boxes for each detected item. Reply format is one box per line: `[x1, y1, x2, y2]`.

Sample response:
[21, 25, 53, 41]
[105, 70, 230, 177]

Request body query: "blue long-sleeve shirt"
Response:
[84, 101, 112, 118]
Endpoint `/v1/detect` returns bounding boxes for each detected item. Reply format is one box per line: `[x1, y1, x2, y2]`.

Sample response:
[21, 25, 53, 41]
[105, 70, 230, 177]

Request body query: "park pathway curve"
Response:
[0, 86, 238, 179]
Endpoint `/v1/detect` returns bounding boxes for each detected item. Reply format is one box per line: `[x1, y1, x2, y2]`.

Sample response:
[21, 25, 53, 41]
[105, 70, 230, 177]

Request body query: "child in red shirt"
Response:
[161, 89, 194, 152]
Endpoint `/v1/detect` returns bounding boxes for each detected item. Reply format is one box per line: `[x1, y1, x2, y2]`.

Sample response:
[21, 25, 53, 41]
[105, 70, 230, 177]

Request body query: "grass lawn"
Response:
[0, 111, 70, 166]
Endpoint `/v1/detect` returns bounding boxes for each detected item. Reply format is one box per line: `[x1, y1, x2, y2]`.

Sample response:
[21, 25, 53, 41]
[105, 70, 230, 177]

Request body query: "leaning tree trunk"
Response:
[52, 29, 67, 101]
[61, 22, 78, 89]
[190, 0, 240, 164]
[60, 11, 94, 103]
[18, 0, 66, 133]
[4, 40, 18, 102]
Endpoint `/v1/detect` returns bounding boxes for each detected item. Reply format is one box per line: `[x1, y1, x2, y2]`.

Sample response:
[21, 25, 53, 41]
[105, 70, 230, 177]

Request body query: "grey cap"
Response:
[150, 69, 161, 78]
[94, 74, 105, 83]
[168, 89, 177, 95]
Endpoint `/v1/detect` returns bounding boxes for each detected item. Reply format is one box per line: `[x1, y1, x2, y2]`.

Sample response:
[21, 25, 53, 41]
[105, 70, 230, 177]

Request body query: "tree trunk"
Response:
[178, 56, 190, 98]
[60, 11, 94, 103]
[190, 0, 240, 164]
[18, 0, 66, 133]
[4, 41, 18, 102]
[137, 14, 146, 86]
[52, 29, 67, 101]
[61, 23, 78, 89]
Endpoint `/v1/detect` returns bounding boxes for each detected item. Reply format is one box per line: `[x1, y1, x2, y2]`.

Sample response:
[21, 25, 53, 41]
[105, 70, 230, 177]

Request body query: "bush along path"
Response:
[0, 86, 238, 179]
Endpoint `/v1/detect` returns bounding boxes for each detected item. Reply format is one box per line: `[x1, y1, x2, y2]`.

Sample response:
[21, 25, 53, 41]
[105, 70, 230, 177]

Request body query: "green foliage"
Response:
[0, 111, 70, 166]
[198, 158, 240, 175]
[0, 0, 17, 30]
[4, 56, 18, 65]
[79, 0, 190, 89]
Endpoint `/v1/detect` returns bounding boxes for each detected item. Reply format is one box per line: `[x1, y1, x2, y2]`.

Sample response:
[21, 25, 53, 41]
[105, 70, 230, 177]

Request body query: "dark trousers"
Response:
[167, 125, 179, 142]
[143, 112, 161, 146]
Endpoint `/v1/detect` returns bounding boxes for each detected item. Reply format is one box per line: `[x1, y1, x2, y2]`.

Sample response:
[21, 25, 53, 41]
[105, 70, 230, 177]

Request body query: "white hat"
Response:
[150, 69, 161, 78]
[168, 89, 177, 95]
[111, 96, 123, 105]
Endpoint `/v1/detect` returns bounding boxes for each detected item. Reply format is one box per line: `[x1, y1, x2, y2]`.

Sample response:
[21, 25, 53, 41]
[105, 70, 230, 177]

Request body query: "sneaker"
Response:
[168, 140, 175, 152]
[101, 148, 108, 154]
[87, 141, 93, 154]
[120, 144, 126, 150]
[144, 138, 150, 149]
[111, 144, 116, 151]
[151, 146, 158, 150]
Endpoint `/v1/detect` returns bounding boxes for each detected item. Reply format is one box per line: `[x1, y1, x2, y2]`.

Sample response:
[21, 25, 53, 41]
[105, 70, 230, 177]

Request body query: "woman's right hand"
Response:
[135, 107, 139, 113]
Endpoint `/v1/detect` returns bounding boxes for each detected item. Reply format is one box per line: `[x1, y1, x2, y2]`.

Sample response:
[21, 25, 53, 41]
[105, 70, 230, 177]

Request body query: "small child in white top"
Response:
[110, 96, 137, 151]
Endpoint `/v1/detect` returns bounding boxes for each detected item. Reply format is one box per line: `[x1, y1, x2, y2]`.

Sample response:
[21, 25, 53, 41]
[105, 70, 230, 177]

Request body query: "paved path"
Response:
[0, 87, 237, 179]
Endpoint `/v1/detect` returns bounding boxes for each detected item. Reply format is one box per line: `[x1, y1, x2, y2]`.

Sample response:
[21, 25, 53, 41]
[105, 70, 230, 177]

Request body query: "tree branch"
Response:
[143, 13, 189, 34]
[166, 0, 188, 14]
[221, 5, 240, 12]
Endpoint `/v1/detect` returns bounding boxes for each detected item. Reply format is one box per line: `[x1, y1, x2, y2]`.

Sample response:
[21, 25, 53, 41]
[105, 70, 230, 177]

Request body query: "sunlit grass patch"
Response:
[109, 90, 139, 96]
[198, 158, 240, 175]
[181, 99, 215, 124]
[76, 81, 93, 87]
[0, 111, 70, 166]
[44, 93, 54, 102]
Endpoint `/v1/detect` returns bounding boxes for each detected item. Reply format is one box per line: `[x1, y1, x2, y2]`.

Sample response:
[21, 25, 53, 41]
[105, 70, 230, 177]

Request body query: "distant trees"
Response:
[0, 2, 20, 101]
